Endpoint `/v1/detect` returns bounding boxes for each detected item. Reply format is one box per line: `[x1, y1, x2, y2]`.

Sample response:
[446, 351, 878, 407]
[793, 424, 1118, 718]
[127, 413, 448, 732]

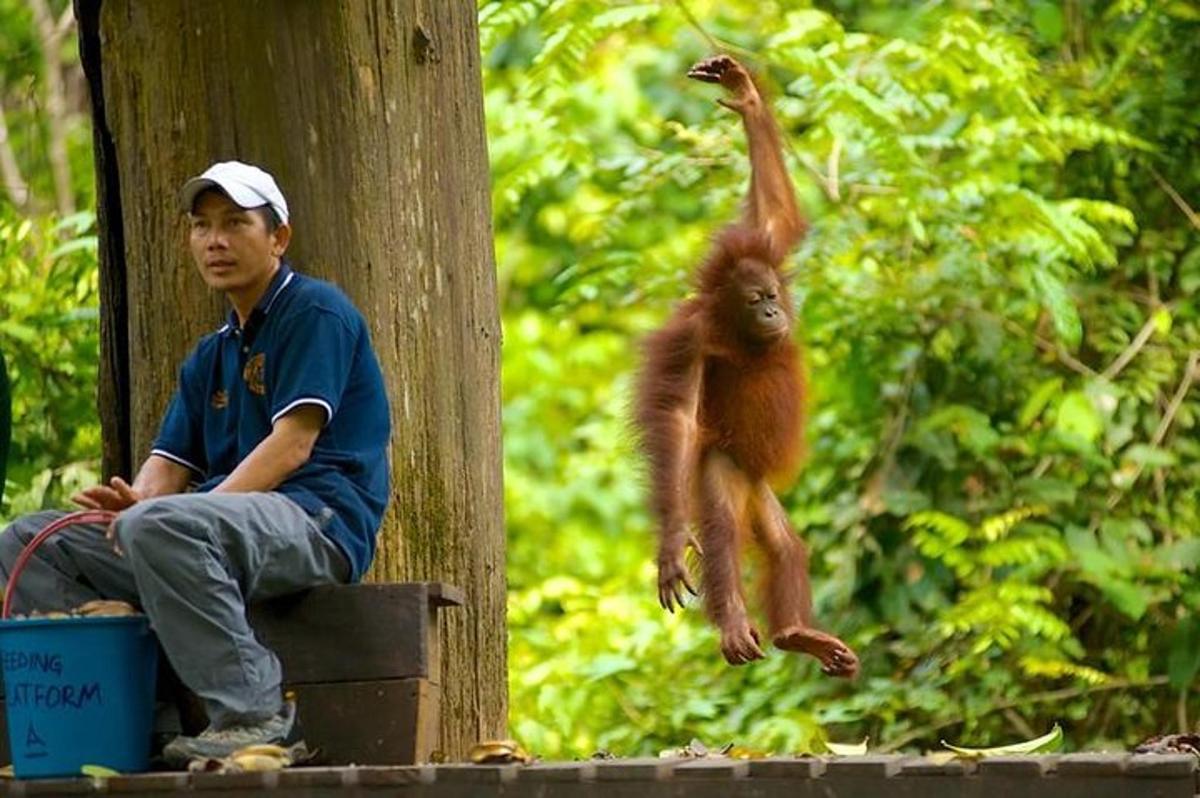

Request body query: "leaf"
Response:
[1168, 618, 1200, 690]
[591, 4, 659, 30]
[1032, 1, 1065, 44]
[1017, 477, 1077, 505]
[1091, 576, 1151, 620]
[50, 235, 98, 259]
[979, 506, 1048, 541]
[1031, 270, 1082, 349]
[919, 405, 1000, 454]
[1100, 517, 1152, 545]
[1054, 391, 1102, 445]
[768, 9, 841, 47]
[907, 211, 927, 244]
[1122, 444, 1176, 468]
[1152, 307, 1173, 336]
[582, 654, 637, 681]
[0, 319, 37, 343]
[941, 724, 1063, 757]
[1152, 539, 1200, 571]
[1018, 377, 1064, 428]
[825, 738, 869, 755]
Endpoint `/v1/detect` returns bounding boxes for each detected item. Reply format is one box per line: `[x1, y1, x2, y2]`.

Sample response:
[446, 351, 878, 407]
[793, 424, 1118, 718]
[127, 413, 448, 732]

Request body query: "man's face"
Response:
[188, 190, 289, 293]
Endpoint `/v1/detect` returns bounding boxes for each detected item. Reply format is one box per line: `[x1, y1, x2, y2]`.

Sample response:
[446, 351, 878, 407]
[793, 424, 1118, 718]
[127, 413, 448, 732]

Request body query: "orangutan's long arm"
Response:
[688, 55, 808, 261]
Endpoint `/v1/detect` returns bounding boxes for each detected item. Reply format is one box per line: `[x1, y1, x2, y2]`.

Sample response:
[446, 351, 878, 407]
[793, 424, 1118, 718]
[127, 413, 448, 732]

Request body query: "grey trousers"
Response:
[0, 492, 349, 728]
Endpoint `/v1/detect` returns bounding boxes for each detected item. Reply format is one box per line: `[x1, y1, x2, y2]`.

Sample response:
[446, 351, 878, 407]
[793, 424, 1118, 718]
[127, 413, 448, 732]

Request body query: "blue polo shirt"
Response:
[150, 264, 390, 581]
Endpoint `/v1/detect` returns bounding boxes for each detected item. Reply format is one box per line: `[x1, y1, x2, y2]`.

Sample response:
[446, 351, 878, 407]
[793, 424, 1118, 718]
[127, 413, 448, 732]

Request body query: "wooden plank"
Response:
[289, 678, 440, 765]
[248, 583, 435, 684]
[428, 582, 465, 607]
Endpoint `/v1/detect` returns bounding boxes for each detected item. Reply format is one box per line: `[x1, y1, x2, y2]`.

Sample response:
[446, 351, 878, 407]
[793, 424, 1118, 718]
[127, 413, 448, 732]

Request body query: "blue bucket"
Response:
[0, 511, 159, 778]
[0, 615, 158, 777]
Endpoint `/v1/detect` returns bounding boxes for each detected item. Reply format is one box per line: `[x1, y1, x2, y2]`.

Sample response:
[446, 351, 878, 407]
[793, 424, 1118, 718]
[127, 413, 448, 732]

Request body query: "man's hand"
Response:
[72, 476, 141, 513]
[687, 55, 761, 114]
[73, 476, 142, 553]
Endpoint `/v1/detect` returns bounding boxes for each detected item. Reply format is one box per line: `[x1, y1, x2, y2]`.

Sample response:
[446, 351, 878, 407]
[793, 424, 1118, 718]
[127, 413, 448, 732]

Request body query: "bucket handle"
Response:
[2, 510, 117, 620]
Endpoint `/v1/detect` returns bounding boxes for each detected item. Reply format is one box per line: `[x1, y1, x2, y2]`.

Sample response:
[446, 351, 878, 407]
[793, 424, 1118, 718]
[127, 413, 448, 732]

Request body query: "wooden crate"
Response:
[0, 581, 462, 766]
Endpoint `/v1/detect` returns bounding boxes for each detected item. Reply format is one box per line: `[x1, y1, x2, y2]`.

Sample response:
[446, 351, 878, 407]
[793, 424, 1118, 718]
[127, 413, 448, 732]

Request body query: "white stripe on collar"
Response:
[263, 271, 295, 315]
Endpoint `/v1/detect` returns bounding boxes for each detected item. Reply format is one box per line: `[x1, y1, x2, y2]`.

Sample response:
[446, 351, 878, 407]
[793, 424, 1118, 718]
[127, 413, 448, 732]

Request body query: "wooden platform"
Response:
[0, 754, 1195, 796]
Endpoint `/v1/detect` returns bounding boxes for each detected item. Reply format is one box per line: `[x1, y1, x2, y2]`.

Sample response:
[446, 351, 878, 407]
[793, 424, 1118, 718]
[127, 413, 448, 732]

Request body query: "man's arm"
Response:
[73, 454, 192, 512]
[132, 455, 193, 498]
[211, 405, 325, 494]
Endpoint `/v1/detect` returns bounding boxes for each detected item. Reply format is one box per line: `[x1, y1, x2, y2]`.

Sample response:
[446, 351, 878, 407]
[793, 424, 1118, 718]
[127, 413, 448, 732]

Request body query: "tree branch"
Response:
[859, 361, 917, 515]
[28, 0, 75, 216]
[826, 137, 841, 202]
[999, 317, 1096, 377]
[0, 96, 30, 207]
[1150, 351, 1199, 448]
[1101, 309, 1161, 381]
[55, 4, 75, 38]
[1149, 166, 1200, 231]
[1107, 349, 1200, 510]
[673, 0, 721, 52]
[1002, 707, 1036, 740]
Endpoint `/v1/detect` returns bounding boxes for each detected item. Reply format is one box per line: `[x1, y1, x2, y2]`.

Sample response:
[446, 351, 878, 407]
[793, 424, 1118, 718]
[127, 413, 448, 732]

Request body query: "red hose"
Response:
[2, 510, 117, 619]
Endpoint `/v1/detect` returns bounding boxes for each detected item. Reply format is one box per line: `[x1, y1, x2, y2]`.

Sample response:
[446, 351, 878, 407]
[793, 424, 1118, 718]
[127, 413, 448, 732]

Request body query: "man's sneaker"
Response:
[162, 700, 299, 767]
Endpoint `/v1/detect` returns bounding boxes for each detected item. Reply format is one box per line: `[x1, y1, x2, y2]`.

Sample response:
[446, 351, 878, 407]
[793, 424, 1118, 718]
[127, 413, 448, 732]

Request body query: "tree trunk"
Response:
[29, 0, 76, 216]
[75, 0, 505, 758]
[0, 99, 31, 208]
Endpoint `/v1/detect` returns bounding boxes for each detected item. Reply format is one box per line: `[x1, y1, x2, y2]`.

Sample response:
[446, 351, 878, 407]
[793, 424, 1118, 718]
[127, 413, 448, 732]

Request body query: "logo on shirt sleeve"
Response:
[243, 353, 267, 396]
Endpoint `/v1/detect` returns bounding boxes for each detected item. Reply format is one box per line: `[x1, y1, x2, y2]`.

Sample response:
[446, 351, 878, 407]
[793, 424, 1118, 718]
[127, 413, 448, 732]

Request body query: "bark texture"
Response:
[76, 0, 505, 757]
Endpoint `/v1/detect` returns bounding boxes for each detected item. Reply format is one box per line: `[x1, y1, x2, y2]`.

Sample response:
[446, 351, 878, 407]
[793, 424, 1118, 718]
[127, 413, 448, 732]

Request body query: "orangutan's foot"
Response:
[773, 626, 859, 678]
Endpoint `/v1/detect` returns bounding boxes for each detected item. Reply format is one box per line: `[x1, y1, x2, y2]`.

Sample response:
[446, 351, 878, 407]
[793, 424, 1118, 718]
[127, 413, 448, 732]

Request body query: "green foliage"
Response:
[0, 206, 101, 518]
[491, 0, 1200, 757]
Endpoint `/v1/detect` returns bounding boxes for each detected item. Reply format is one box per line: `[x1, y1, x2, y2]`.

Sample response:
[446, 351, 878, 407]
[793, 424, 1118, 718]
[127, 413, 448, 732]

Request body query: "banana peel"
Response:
[726, 745, 773, 760]
[825, 738, 870, 756]
[941, 724, 1063, 759]
[76, 599, 138, 617]
[229, 753, 287, 772]
[186, 742, 311, 774]
[468, 739, 534, 765]
[15, 600, 140, 621]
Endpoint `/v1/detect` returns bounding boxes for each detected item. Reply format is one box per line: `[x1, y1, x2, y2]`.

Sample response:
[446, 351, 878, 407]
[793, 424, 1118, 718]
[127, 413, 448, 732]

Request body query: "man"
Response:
[0, 161, 391, 764]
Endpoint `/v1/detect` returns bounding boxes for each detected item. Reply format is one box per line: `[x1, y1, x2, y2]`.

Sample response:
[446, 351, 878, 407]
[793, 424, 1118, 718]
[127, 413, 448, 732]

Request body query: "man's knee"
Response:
[115, 496, 207, 557]
[0, 511, 65, 563]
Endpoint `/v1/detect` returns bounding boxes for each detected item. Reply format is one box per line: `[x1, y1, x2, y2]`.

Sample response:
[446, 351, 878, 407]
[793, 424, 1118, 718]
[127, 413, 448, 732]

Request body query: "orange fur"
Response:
[633, 55, 857, 677]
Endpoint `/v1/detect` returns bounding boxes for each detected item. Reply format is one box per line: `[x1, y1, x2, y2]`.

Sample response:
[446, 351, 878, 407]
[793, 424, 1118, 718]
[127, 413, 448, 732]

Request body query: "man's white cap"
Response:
[180, 160, 290, 225]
